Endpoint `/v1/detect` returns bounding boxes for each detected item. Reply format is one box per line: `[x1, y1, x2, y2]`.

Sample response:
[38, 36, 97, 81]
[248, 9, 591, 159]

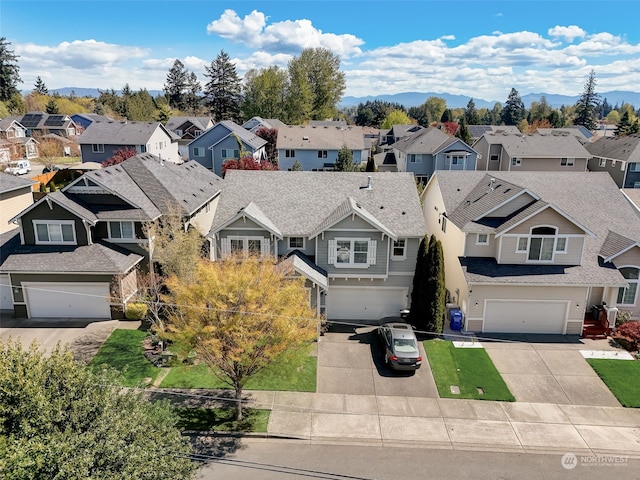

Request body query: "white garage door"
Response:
[0, 275, 13, 310]
[484, 300, 568, 334]
[24, 282, 111, 319]
[327, 287, 408, 321]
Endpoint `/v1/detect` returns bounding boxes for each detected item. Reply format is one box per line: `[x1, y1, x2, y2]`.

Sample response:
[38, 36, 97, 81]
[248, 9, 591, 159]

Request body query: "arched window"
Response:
[617, 267, 640, 305]
[528, 226, 557, 261]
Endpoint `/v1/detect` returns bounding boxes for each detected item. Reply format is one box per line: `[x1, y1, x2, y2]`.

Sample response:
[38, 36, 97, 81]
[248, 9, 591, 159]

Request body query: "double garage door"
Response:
[24, 282, 112, 319]
[483, 300, 568, 334]
[327, 287, 408, 321]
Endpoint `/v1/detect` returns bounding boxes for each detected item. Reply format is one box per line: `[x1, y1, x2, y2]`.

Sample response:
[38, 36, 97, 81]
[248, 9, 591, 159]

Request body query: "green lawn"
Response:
[587, 359, 640, 408]
[424, 339, 514, 401]
[175, 407, 270, 432]
[160, 344, 317, 392]
[89, 329, 160, 387]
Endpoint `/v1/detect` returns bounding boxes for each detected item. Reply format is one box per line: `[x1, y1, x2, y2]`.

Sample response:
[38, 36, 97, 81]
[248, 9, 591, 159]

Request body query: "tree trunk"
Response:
[234, 386, 243, 421]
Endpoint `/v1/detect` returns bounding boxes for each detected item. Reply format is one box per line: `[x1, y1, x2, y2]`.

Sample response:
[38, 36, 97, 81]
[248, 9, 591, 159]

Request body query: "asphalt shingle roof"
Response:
[77, 121, 176, 145]
[276, 125, 365, 150]
[392, 127, 452, 154]
[433, 170, 640, 286]
[211, 171, 426, 238]
[585, 134, 640, 162]
[481, 132, 592, 158]
[0, 172, 37, 194]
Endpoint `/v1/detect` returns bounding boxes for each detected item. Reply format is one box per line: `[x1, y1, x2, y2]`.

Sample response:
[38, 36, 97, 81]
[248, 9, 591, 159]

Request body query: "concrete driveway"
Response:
[482, 334, 621, 407]
[0, 316, 140, 361]
[316, 324, 438, 398]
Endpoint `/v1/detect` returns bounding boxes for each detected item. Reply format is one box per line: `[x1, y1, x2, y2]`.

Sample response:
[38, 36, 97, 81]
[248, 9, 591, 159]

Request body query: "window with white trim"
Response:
[222, 148, 239, 159]
[108, 221, 135, 240]
[511, 157, 521, 166]
[629, 163, 640, 172]
[555, 237, 567, 253]
[92, 144, 104, 153]
[525, 226, 566, 262]
[617, 267, 639, 305]
[392, 239, 406, 259]
[288, 237, 304, 249]
[408, 154, 421, 163]
[599, 158, 606, 167]
[221, 236, 270, 257]
[516, 237, 528, 252]
[560, 157, 575, 167]
[317, 150, 328, 159]
[193, 147, 205, 157]
[34, 220, 76, 245]
[328, 238, 376, 268]
[285, 149, 295, 158]
[447, 155, 465, 165]
[194, 130, 202, 137]
[476, 233, 488, 245]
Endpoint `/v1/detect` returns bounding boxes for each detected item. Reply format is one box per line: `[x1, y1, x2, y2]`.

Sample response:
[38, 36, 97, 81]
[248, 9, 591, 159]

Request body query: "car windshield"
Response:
[393, 338, 418, 353]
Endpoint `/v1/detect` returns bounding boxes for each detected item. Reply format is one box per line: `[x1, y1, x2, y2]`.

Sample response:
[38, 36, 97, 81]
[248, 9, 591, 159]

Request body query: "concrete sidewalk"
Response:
[156, 388, 640, 458]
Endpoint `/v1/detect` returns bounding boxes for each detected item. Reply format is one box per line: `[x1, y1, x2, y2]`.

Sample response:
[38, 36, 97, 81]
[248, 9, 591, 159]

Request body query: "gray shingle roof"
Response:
[585, 134, 640, 162]
[392, 126, 451, 154]
[434, 170, 640, 286]
[481, 132, 591, 158]
[211, 171, 426, 238]
[165, 116, 213, 132]
[209, 120, 267, 150]
[0, 241, 142, 274]
[599, 230, 638, 261]
[0, 172, 36, 194]
[77, 121, 175, 145]
[276, 125, 365, 150]
[280, 250, 328, 290]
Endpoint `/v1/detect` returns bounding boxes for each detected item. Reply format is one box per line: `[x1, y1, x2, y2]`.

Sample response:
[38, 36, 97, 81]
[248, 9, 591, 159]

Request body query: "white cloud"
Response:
[206, 9, 364, 57]
[548, 25, 586, 42]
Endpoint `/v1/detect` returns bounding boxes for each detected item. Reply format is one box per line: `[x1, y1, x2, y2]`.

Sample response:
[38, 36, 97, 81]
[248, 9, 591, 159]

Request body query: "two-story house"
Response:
[585, 134, 640, 188]
[242, 117, 287, 134]
[70, 113, 115, 134]
[7, 112, 79, 138]
[187, 120, 267, 176]
[422, 170, 640, 336]
[77, 121, 181, 164]
[276, 125, 368, 171]
[0, 153, 223, 320]
[0, 118, 39, 161]
[165, 116, 214, 159]
[382, 126, 478, 183]
[474, 131, 591, 172]
[209, 171, 426, 320]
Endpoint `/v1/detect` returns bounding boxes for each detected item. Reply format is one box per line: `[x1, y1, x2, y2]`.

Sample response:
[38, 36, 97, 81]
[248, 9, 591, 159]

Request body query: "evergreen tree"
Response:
[425, 234, 446, 335]
[335, 144, 358, 171]
[573, 70, 600, 131]
[45, 98, 59, 114]
[204, 50, 242, 122]
[164, 59, 188, 111]
[455, 116, 472, 144]
[440, 108, 453, 123]
[464, 98, 480, 125]
[185, 71, 201, 114]
[291, 159, 303, 171]
[356, 100, 404, 127]
[501, 88, 525, 125]
[409, 235, 430, 331]
[365, 156, 376, 172]
[33, 76, 48, 95]
[615, 110, 640, 136]
[0, 37, 21, 102]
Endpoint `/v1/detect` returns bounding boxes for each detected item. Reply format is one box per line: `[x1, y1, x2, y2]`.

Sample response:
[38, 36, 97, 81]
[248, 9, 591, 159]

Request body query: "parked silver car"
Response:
[378, 322, 422, 371]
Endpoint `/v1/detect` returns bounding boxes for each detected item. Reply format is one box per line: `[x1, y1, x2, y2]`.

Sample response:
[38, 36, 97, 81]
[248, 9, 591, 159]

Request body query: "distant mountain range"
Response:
[41, 87, 640, 110]
[339, 91, 640, 109]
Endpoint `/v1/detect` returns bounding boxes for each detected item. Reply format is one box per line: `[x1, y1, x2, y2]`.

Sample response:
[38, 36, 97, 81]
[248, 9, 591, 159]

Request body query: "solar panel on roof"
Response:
[44, 115, 66, 127]
[21, 114, 43, 128]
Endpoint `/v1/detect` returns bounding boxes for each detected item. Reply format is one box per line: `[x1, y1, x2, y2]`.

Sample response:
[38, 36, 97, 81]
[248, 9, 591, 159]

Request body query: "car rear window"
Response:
[393, 338, 418, 353]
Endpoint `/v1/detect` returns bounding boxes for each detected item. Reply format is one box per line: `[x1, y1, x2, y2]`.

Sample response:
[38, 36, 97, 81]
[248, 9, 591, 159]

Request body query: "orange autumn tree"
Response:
[164, 255, 317, 420]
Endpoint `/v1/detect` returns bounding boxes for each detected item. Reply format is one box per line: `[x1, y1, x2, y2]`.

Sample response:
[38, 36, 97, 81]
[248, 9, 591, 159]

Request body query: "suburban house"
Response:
[6, 112, 78, 137]
[0, 172, 36, 234]
[186, 120, 267, 177]
[379, 126, 478, 183]
[242, 116, 287, 134]
[0, 153, 223, 320]
[70, 113, 114, 133]
[209, 171, 426, 320]
[0, 118, 39, 161]
[585, 134, 640, 188]
[467, 125, 521, 144]
[534, 126, 593, 144]
[276, 125, 368, 171]
[421, 170, 640, 336]
[76, 121, 181, 164]
[474, 131, 591, 172]
[378, 124, 423, 149]
[165, 116, 214, 159]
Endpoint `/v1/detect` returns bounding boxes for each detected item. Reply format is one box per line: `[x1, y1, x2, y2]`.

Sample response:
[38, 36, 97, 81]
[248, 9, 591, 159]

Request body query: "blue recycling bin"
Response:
[449, 308, 463, 331]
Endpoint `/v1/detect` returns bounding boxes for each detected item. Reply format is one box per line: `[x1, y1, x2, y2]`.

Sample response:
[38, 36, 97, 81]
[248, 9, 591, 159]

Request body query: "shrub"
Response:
[613, 320, 640, 351]
[125, 302, 148, 320]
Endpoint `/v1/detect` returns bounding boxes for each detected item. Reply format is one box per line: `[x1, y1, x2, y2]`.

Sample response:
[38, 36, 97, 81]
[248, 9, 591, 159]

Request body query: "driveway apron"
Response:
[316, 325, 439, 398]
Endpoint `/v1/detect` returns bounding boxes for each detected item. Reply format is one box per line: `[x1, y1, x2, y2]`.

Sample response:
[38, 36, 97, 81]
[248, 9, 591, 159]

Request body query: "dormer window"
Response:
[518, 226, 568, 262]
[34, 220, 76, 245]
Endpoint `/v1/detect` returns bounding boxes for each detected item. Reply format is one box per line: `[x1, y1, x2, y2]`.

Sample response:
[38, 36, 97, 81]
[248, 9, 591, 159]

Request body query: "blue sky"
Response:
[2, 0, 639, 102]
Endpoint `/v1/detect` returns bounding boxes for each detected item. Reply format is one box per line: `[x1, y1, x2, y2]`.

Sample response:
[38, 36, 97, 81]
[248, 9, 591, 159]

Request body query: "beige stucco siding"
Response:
[0, 188, 33, 234]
